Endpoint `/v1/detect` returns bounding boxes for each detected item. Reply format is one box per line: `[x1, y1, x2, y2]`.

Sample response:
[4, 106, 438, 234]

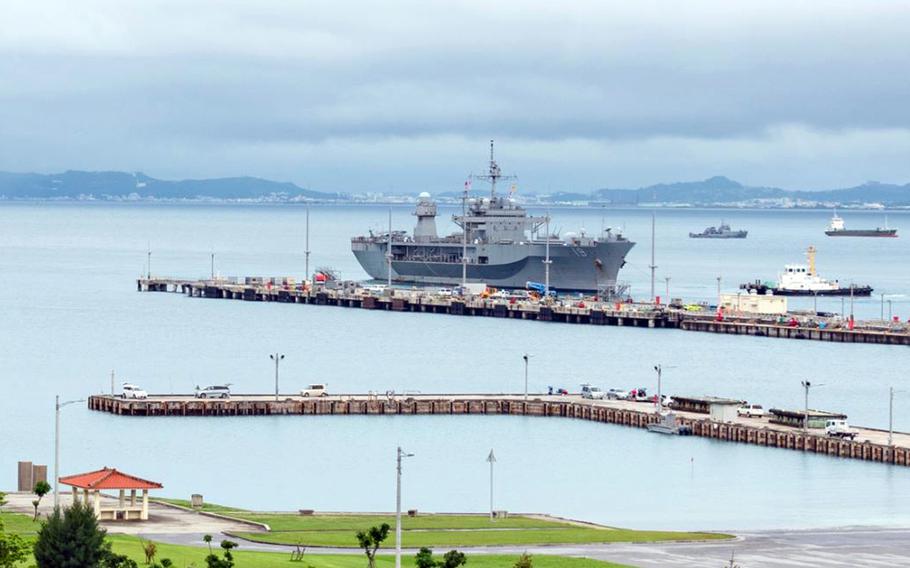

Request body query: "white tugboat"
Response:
[740, 246, 873, 296]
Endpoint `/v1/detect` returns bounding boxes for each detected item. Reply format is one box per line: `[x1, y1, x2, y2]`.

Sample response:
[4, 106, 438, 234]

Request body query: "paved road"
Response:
[145, 526, 910, 567]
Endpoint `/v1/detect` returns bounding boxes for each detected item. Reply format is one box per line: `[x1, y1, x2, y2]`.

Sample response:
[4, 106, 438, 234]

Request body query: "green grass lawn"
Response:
[216, 512, 728, 548]
[108, 535, 633, 568]
[2, 511, 632, 568]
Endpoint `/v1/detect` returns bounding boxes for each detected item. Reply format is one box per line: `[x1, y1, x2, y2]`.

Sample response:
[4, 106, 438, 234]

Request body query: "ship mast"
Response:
[462, 182, 468, 288]
[474, 140, 515, 198]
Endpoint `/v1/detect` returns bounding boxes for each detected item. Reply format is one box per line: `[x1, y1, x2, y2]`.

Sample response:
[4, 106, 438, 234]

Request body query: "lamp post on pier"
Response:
[270, 353, 284, 401]
[801, 380, 824, 432]
[395, 446, 414, 568]
[486, 449, 496, 521]
[522, 354, 533, 401]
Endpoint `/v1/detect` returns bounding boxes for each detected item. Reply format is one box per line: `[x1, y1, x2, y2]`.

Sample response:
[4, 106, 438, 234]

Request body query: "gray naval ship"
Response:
[351, 142, 635, 292]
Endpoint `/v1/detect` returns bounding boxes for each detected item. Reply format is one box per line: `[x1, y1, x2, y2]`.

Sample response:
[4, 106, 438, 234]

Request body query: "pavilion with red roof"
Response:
[59, 467, 163, 521]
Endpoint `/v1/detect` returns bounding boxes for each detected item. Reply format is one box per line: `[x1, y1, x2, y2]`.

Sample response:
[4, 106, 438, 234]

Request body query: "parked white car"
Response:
[300, 383, 328, 397]
[825, 419, 858, 440]
[195, 385, 231, 399]
[121, 383, 148, 399]
[737, 404, 766, 418]
[580, 384, 606, 400]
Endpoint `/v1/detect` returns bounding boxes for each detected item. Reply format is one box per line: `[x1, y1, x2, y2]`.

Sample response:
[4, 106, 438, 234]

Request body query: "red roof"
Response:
[59, 468, 163, 490]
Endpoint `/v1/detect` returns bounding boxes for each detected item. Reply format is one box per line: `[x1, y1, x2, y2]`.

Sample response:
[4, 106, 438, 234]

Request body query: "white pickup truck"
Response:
[825, 419, 858, 440]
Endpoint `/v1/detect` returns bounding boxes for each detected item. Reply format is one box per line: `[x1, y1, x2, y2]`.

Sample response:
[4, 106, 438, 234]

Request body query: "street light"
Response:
[395, 447, 415, 568]
[522, 354, 533, 401]
[486, 449, 496, 521]
[55, 395, 85, 509]
[653, 365, 663, 414]
[270, 353, 285, 401]
[716, 276, 722, 303]
[800, 381, 824, 432]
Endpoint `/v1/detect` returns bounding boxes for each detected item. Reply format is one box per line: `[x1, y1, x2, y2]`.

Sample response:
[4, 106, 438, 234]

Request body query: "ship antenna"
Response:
[489, 139, 497, 198]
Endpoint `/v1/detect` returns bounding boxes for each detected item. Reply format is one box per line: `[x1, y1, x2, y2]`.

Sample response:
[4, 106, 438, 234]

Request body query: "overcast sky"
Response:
[2, 0, 909, 192]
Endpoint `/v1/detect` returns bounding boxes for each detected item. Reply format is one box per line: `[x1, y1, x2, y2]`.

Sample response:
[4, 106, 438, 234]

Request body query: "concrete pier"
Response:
[137, 277, 910, 346]
[89, 393, 910, 468]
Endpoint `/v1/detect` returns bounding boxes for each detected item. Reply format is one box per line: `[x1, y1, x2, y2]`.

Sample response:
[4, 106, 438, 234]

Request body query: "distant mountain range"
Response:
[0, 171, 343, 201]
[1, 170, 908, 207]
[548, 176, 910, 206]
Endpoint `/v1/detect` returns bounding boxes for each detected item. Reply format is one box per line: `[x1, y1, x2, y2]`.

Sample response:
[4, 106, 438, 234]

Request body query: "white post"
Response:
[486, 449, 496, 520]
[654, 365, 662, 413]
[387, 209, 393, 289]
[395, 447, 413, 568]
[141, 489, 149, 520]
[271, 353, 284, 401]
[522, 354, 530, 401]
[54, 395, 60, 509]
[544, 212, 551, 297]
[462, 188, 468, 289]
[649, 212, 656, 302]
[305, 204, 311, 281]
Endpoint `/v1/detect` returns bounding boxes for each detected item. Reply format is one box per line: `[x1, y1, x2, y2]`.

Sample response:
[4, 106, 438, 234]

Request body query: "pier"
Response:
[138, 277, 910, 345]
[89, 393, 910, 468]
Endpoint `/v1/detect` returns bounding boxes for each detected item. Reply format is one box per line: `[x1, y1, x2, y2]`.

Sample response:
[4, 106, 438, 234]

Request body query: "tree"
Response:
[513, 553, 533, 568]
[415, 547, 436, 568]
[203, 534, 213, 554]
[34, 501, 108, 568]
[204, 539, 237, 568]
[355, 523, 390, 568]
[441, 550, 467, 568]
[32, 481, 52, 521]
[141, 540, 157, 564]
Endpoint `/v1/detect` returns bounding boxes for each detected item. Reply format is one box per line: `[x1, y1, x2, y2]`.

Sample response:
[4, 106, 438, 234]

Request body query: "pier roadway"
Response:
[89, 393, 910, 467]
[138, 277, 910, 346]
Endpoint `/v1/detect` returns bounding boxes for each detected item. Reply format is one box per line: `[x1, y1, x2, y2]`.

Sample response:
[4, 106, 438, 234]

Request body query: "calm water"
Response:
[1, 202, 909, 531]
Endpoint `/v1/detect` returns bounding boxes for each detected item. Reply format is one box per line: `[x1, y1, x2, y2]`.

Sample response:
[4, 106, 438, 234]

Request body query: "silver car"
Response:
[195, 384, 231, 399]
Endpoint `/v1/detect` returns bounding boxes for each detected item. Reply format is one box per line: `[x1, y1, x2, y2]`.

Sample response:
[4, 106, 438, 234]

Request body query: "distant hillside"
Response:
[0, 171, 344, 201]
[545, 176, 910, 206]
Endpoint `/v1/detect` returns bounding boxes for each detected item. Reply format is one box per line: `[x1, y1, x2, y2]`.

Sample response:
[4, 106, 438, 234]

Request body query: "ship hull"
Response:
[352, 240, 634, 292]
[689, 232, 748, 239]
[740, 283, 873, 296]
[825, 229, 897, 237]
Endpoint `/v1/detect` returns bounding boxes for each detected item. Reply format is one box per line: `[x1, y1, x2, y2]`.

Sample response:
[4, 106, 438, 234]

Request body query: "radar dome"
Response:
[418, 191, 431, 200]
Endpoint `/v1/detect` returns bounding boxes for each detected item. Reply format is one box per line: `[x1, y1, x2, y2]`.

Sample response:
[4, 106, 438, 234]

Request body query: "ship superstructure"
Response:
[351, 142, 635, 292]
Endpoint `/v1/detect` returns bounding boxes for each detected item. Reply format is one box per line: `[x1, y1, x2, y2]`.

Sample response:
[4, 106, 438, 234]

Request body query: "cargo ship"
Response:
[825, 212, 897, 237]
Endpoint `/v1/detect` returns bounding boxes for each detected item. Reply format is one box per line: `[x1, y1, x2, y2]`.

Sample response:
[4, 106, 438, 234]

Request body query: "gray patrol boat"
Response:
[351, 142, 635, 292]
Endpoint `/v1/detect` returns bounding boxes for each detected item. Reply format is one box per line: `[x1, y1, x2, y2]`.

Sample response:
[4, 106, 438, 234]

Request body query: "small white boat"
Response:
[646, 412, 692, 435]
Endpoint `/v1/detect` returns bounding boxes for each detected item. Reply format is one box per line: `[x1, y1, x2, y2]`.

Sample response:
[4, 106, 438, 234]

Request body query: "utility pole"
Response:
[395, 447, 414, 568]
[486, 449, 496, 521]
[387, 209, 393, 289]
[850, 283, 855, 322]
[543, 212, 552, 297]
[653, 365, 662, 414]
[664, 276, 670, 302]
[461, 181, 470, 289]
[716, 276, 722, 303]
[305, 204, 311, 281]
[147, 242, 151, 279]
[888, 299, 893, 321]
[649, 212, 656, 302]
[522, 354, 532, 401]
[55, 395, 85, 509]
[110, 370, 115, 396]
[270, 353, 284, 401]
[210, 252, 215, 281]
[889, 386, 895, 446]
[881, 293, 885, 321]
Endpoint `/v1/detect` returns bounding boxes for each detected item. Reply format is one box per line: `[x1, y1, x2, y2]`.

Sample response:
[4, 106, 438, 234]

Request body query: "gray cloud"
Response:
[1, 0, 909, 191]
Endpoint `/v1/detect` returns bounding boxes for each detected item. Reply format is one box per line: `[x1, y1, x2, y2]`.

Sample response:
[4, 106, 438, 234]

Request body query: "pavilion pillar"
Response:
[92, 490, 101, 518]
[72, 488, 79, 505]
[83, 488, 90, 506]
[140, 489, 149, 521]
[119, 489, 125, 508]
[130, 489, 136, 506]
